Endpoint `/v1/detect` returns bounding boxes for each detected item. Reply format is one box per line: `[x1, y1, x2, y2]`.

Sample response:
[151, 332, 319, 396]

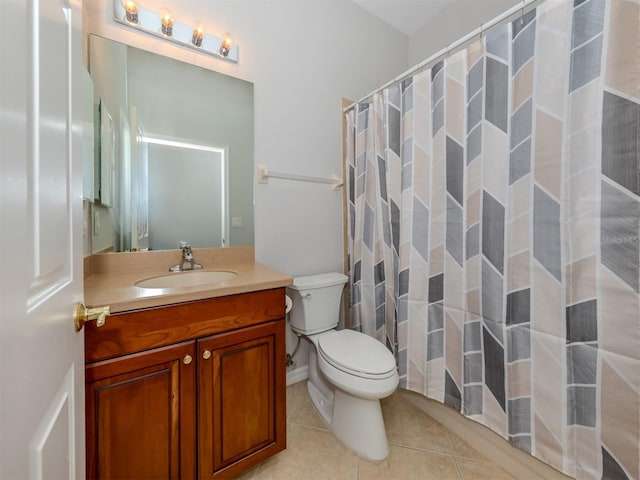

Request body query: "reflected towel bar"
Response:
[257, 164, 343, 190]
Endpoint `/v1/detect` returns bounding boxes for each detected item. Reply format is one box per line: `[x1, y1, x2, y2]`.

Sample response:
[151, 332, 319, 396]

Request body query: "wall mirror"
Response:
[88, 35, 254, 253]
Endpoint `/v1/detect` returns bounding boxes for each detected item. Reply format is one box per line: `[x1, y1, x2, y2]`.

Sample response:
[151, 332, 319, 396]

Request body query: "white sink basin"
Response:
[135, 270, 237, 289]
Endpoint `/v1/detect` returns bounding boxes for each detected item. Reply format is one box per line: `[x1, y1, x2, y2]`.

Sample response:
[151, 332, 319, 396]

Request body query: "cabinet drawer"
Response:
[85, 288, 285, 363]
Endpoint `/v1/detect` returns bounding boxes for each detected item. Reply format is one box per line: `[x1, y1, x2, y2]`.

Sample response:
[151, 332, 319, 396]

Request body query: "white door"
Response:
[0, 0, 85, 478]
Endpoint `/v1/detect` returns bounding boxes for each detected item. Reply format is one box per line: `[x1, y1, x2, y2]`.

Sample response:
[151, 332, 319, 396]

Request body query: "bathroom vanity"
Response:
[83, 248, 291, 479]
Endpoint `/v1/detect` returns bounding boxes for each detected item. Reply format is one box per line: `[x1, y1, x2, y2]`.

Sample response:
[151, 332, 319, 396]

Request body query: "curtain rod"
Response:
[343, 0, 544, 112]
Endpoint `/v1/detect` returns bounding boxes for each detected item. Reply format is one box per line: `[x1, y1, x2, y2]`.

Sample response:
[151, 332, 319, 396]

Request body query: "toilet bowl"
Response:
[287, 273, 399, 460]
[314, 329, 398, 399]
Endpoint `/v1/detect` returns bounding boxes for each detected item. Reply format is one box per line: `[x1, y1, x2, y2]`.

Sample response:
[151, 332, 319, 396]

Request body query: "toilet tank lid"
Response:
[289, 272, 348, 291]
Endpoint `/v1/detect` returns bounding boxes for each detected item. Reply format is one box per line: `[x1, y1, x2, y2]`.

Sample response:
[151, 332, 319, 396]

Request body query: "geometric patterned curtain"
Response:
[346, 93, 398, 353]
[345, 1, 639, 478]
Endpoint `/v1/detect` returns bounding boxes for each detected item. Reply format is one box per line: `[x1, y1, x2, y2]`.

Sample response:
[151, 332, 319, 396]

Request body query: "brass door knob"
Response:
[183, 354, 193, 365]
[74, 303, 110, 332]
[202, 350, 212, 360]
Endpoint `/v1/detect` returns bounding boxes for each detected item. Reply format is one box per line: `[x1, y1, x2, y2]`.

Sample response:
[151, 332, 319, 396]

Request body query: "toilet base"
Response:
[332, 388, 390, 461]
[306, 380, 390, 461]
[307, 380, 333, 427]
[302, 336, 393, 461]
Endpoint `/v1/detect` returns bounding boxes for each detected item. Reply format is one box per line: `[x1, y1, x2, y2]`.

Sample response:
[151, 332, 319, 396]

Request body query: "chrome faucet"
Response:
[169, 241, 203, 272]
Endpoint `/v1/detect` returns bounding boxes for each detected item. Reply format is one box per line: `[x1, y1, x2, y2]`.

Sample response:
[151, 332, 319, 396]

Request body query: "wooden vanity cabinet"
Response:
[84, 288, 287, 480]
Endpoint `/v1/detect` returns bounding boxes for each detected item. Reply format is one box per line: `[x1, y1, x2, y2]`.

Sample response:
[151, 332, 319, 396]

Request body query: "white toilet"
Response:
[287, 272, 399, 461]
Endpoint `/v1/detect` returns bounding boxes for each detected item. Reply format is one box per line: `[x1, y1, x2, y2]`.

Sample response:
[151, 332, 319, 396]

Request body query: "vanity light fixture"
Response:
[113, 0, 239, 63]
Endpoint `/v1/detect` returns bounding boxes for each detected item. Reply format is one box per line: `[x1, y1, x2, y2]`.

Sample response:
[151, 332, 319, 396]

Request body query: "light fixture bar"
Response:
[113, 1, 239, 63]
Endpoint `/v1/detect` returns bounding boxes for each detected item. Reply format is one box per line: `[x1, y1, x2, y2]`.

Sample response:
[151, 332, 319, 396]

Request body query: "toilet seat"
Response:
[317, 330, 397, 380]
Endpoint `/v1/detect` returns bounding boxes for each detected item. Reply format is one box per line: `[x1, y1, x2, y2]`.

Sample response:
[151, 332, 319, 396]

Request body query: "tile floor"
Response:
[237, 381, 516, 480]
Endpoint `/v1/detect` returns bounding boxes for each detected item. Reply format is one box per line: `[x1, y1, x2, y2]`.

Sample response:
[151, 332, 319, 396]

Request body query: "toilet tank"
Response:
[286, 273, 348, 335]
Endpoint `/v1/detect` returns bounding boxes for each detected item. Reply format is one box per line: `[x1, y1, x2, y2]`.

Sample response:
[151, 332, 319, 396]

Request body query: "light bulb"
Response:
[192, 24, 204, 47]
[124, 0, 138, 24]
[160, 10, 173, 36]
[219, 35, 232, 57]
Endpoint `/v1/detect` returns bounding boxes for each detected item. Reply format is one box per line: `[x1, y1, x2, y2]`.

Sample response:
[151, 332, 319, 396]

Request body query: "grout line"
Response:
[454, 458, 466, 480]
[443, 426, 456, 454]
[387, 441, 458, 458]
[386, 439, 495, 465]
[290, 423, 331, 434]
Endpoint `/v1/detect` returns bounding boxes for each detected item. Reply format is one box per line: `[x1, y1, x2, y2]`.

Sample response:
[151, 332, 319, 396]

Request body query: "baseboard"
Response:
[286, 365, 309, 386]
[401, 390, 571, 480]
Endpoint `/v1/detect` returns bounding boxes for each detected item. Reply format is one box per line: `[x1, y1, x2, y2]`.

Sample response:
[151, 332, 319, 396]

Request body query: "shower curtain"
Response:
[345, 0, 639, 479]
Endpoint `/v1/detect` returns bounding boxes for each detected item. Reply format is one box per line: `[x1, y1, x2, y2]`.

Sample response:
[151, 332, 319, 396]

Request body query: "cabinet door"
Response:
[85, 341, 196, 480]
[198, 321, 286, 479]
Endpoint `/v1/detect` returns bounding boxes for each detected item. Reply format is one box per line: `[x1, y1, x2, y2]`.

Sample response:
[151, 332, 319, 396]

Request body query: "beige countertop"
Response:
[84, 247, 293, 314]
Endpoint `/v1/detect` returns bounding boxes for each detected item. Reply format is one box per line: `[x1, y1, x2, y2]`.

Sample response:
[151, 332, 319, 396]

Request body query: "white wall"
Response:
[408, 0, 519, 65]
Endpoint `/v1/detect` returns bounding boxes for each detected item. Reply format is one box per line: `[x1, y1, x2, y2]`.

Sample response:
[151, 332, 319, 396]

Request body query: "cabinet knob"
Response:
[183, 354, 193, 365]
[202, 350, 212, 360]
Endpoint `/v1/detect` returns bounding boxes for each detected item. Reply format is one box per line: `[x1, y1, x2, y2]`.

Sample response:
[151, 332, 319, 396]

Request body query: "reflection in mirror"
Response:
[96, 100, 115, 207]
[145, 137, 226, 250]
[88, 35, 254, 253]
[82, 68, 95, 201]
